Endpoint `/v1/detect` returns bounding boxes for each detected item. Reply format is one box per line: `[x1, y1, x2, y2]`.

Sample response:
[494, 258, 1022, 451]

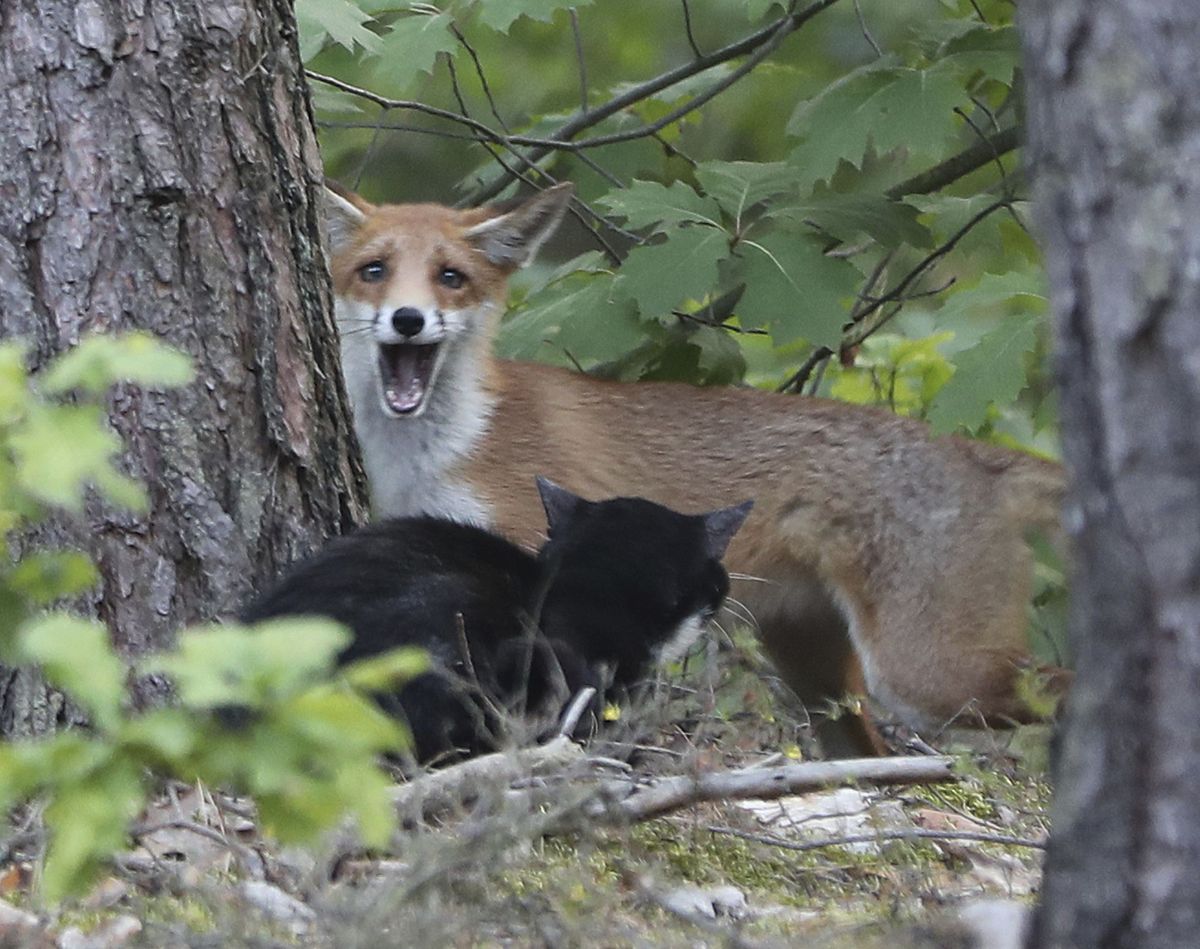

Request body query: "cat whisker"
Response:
[728, 571, 773, 584]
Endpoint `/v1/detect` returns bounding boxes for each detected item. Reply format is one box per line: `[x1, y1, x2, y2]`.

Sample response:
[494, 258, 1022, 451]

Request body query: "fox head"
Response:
[322, 182, 574, 419]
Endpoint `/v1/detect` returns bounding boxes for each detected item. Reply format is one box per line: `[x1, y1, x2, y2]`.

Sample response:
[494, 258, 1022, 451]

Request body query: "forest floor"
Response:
[0, 634, 1053, 948]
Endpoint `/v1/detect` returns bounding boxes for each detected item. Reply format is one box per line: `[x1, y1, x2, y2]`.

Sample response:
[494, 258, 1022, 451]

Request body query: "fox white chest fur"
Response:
[335, 292, 495, 523]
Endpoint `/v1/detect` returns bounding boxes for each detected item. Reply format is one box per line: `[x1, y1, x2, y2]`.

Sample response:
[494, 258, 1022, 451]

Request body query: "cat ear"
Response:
[536, 476, 585, 533]
[702, 500, 754, 559]
[465, 182, 574, 270]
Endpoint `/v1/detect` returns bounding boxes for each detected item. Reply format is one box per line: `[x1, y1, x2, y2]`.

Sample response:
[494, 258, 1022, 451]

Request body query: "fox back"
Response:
[243, 478, 749, 763]
[322, 183, 1068, 755]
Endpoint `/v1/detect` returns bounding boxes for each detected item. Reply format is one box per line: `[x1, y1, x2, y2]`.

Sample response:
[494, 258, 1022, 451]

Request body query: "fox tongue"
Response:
[379, 344, 433, 415]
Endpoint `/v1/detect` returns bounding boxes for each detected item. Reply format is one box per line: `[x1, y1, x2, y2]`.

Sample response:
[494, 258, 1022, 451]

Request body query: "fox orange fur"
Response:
[321, 180, 1068, 754]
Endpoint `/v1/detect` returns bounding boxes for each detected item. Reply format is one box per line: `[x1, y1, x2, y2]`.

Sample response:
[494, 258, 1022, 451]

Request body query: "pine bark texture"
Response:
[0, 1, 368, 735]
[1020, 2, 1200, 946]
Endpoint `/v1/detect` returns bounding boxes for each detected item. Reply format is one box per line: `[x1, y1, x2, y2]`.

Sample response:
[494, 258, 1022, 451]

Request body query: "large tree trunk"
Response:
[1020, 2, 1200, 945]
[0, 1, 368, 736]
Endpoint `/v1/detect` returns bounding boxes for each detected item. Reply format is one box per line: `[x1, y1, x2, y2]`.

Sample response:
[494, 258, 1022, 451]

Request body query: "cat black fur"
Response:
[242, 479, 750, 763]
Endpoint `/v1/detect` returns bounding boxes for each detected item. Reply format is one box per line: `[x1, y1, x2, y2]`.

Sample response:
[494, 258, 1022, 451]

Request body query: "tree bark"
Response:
[1020, 2, 1200, 946]
[0, 1, 368, 736]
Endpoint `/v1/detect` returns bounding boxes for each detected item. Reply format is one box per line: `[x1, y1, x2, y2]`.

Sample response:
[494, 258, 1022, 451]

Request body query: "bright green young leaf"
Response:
[788, 61, 970, 188]
[294, 0, 380, 60]
[734, 233, 859, 347]
[695, 161, 798, 220]
[928, 313, 1039, 433]
[596, 180, 722, 233]
[10, 403, 124, 512]
[335, 760, 396, 847]
[374, 12, 456, 91]
[156, 620, 351, 708]
[614, 227, 726, 324]
[477, 0, 593, 34]
[118, 709, 197, 764]
[18, 615, 126, 732]
[0, 343, 28, 422]
[42, 758, 143, 904]
[41, 332, 193, 396]
[9, 551, 98, 605]
[341, 646, 430, 691]
[285, 687, 406, 753]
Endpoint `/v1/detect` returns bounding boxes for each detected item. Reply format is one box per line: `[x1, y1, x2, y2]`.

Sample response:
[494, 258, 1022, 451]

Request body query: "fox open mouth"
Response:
[378, 342, 440, 415]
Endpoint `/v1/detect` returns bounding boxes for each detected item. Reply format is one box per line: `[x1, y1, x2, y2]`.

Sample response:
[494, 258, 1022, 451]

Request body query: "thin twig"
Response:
[853, 0, 883, 56]
[844, 197, 1012, 348]
[464, 0, 843, 202]
[450, 22, 510, 133]
[707, 824, 1046, 853]
[680, 0, 704, 57]
[569, 8, 589, 115]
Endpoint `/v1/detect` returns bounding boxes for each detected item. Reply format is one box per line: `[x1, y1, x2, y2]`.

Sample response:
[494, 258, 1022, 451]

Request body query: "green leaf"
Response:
[118, 709, 197, 764]
[9, 551, 99, 605]
[18, 615, 125, 733]
[614, 227, 726, 324]
[788, 61, 970, 188]
[285, 687, 406, 753]
[341, 646, 430, 691]
[373, 12, 456, 91]
[934, 270, 1048, 355]
[773, 189, 934, 249]
[156, 620, 351, 708]
[695, 161, 798, 219]
[42, 758, 143, 903]
[335, 761, 396, 847]
[41, 332, 193, 396]
[10, 403, 131, 512]
[0, 342, 28, 422]
[928, 313, 1038, 433]
[596, 180, 722, 233]
[477, 0, 594, 34]
[941, 25, 1019, 85]
[498, 276, 644, 366]
[295, 0, 380, 59]
[734, 233, 859, 347]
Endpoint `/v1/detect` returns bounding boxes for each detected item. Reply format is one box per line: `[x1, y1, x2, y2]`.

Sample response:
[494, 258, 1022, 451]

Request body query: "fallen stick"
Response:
[593, 755, 956, 823]
[391, 735, 585, 822]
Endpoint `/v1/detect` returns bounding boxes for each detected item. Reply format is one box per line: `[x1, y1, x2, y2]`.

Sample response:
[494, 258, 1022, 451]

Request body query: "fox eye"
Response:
[439, 267, 466, 289]
[359, 260, 387, 283]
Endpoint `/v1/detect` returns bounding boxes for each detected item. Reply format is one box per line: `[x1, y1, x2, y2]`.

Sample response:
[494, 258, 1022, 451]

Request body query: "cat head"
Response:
[533, 477, 753, 681]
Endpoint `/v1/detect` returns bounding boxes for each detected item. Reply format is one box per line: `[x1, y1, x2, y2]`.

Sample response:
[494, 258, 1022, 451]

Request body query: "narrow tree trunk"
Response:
[1020, 2, 1200, 945]
[0, 1, 368, 735]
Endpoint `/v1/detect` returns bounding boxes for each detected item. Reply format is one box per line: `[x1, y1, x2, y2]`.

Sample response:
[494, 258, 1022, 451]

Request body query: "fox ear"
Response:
[321, 182, 370, 253]
[536, 475, 585, 534]
[465, 182, 574, 270]
[702, 500, 753, 559]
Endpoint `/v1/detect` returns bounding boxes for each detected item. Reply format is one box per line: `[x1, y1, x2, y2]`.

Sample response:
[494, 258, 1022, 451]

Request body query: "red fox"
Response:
[321, 180, 1068, 754]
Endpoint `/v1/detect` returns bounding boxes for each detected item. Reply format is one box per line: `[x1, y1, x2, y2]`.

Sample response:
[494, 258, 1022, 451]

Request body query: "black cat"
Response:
[242, 478, 751, 763]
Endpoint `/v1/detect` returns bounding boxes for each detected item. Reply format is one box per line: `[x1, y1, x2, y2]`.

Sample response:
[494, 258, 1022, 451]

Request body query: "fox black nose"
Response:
[391, 307, 425, 338]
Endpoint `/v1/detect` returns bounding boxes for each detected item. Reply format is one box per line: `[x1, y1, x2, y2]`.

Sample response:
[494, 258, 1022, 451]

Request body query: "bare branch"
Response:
[886, 126, 1020, 199]
[592, 755, 955, 823]
[464, 0, 844, 202]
